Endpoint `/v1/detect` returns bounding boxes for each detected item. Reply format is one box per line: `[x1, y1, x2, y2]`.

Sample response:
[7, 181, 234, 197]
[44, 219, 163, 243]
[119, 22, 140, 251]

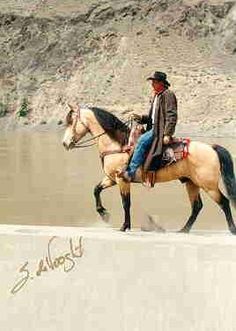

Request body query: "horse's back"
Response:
[152, 140, 220, 184]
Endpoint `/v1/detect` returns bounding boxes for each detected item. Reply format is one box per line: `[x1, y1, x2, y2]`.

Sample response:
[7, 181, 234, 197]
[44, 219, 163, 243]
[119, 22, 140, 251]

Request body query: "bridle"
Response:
[69, 105, 131, 150]
[69, 106, 106, 149]
[66, 104, 135, 183]
[67, 105, 133, 179]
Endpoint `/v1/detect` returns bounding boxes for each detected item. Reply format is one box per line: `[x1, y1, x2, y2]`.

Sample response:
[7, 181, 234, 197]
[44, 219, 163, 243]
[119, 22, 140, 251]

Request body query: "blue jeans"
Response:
[127, 129, 154, 178]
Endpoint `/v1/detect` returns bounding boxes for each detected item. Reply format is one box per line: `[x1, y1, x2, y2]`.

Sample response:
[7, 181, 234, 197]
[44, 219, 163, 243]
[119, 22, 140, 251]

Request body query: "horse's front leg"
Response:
[94, 176, 116, 222]
[118, 180, 131, 231]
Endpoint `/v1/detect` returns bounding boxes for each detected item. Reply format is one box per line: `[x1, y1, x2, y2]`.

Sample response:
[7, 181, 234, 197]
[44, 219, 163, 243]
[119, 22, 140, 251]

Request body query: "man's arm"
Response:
[163, 90, 178, 137]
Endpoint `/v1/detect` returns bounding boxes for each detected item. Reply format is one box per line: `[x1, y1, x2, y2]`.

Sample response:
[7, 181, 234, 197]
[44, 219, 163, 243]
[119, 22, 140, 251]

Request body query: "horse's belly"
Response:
[155, 160, 188, 182]
[135, 160, 189, 183]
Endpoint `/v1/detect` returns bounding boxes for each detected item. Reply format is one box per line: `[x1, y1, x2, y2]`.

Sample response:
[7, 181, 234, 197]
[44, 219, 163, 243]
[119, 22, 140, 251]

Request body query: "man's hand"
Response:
[163, 135, 171, 145]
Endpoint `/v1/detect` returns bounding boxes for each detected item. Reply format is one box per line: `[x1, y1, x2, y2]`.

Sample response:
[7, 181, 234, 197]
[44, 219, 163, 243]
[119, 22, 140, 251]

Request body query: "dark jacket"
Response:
[140, 88, 178, 171]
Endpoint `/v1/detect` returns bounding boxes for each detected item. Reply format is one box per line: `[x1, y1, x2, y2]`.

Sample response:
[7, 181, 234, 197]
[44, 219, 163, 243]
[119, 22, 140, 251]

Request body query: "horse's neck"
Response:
[98, 134, 122, 154]
[83, 109, 122, 153]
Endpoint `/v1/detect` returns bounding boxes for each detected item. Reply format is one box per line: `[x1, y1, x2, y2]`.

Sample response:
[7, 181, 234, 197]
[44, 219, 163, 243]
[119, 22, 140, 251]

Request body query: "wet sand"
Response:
[0, 130, 235, 231]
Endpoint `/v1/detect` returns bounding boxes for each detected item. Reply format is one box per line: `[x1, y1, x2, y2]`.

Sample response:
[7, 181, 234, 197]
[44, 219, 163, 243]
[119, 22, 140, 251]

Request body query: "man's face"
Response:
[151, 80, 163, 91]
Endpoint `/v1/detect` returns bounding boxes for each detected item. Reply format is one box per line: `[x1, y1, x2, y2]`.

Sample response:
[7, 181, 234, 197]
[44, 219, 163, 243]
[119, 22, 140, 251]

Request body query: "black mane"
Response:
[90, 107, 130, 146]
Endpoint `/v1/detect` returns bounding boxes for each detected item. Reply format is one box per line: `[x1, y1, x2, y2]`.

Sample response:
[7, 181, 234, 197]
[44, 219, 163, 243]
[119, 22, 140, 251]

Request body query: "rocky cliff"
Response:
[0, 0, 235, 135]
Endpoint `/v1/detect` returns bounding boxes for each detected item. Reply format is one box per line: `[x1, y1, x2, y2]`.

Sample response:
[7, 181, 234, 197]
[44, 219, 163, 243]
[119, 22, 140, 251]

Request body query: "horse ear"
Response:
[68, 103, 74, 111]
[66, 105, 74, 124]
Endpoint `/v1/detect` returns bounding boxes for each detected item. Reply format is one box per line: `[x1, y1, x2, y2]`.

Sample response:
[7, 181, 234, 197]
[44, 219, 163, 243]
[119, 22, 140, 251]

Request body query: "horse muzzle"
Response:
[63, 141, 75, 151]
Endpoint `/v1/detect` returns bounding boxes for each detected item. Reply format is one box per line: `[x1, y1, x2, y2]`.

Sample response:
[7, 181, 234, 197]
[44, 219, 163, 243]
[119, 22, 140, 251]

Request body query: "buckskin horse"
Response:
[62, 105, 236, 233]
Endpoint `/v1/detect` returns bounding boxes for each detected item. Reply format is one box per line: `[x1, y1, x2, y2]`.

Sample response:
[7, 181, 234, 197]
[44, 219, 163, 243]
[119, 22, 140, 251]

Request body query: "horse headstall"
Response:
[67, 103, 88, 131]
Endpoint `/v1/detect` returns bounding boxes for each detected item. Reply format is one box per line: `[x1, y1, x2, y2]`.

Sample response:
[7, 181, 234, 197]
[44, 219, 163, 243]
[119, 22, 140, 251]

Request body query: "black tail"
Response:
[213, 144, 236, 208]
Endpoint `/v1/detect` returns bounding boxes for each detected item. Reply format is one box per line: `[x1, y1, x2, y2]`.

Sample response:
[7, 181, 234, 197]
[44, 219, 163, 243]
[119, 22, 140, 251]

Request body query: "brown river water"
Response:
[0, 130, 235, 231]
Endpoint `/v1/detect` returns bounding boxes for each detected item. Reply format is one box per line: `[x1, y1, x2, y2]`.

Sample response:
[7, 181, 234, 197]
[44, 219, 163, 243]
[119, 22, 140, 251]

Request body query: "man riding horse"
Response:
[120, 71, 178, 182]
[63, 71, 236, 233]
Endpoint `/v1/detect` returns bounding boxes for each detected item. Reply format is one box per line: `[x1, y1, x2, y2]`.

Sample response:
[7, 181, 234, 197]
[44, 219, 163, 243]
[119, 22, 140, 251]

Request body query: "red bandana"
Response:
[154, 85, 165, 95]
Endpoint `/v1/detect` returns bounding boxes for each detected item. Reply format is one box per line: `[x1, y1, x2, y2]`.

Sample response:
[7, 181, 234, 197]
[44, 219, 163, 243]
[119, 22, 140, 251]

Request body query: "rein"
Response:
[70, 106, 106, 149]
[71, 106, 131, 150]
[73, 131, 106, 148]
[68, 106, 134, 181]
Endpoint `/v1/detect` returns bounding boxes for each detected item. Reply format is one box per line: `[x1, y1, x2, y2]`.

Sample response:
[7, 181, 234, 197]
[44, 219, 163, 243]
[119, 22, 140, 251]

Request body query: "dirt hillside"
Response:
[0, 0, 235, 136]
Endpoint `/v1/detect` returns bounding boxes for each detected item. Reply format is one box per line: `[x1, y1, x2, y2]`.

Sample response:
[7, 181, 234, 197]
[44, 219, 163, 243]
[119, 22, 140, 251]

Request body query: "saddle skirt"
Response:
[153, 137, 190, 169]
[142, 138, 190, 187]
[126, 125, 190, 187]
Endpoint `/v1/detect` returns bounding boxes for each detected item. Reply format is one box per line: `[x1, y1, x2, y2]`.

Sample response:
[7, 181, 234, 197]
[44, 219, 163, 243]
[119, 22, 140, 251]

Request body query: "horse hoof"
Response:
[101, 210, 110, 223]
[120, 224, 131, 232]
[97, 208, 110, 223]
[229, 227, 236, 235]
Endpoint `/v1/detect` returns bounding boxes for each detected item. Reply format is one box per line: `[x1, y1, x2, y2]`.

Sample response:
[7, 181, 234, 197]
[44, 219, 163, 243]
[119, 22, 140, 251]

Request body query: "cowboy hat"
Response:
[147, 71, 170, 87]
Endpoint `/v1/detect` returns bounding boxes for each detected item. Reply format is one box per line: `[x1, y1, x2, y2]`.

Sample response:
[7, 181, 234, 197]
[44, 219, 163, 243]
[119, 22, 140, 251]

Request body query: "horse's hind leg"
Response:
[179, 181, 203, 233]
[94, 176, 116, 222]
[205, 188, 236, 234]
